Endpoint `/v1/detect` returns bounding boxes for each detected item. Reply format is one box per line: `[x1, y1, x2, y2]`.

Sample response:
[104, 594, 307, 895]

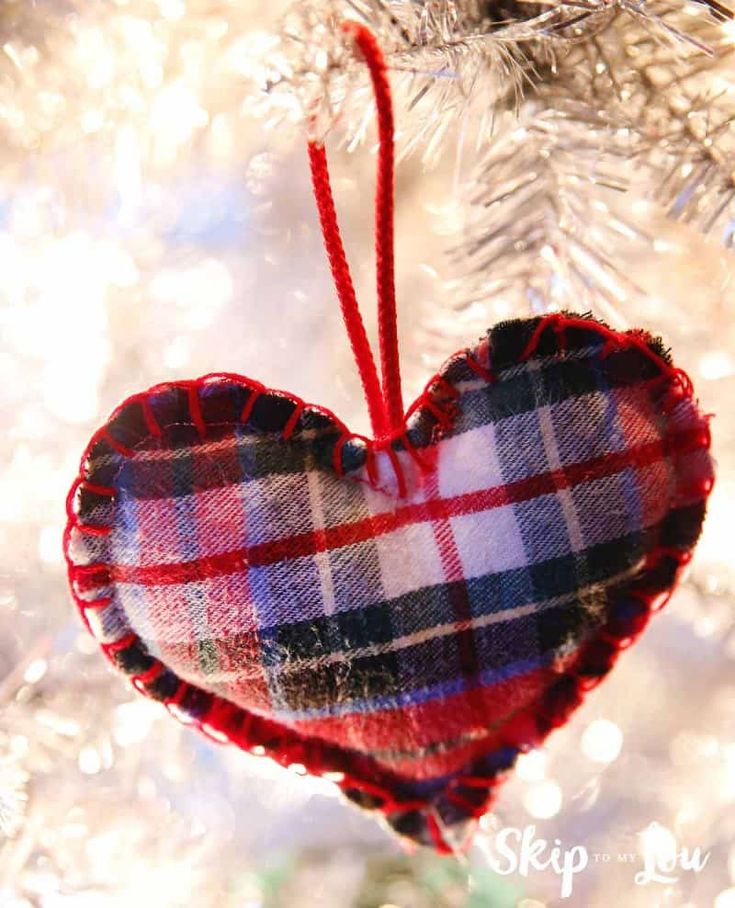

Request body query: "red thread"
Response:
[332, 434, 347, 478]
[72, 519, 112, 538]
[652, 546, 691, 564]
[133, 661, 165, 687]
[340, 777, 391, 806]
[553, 317, 568, 353]
[649, 591, 676, 614]
[365, 445, 379, 487]
[601, 337, 622, 358]
[167, 681, 187, 708]
[421, 397, 454, 428]
[81, 481, 116, 497]
[308, 22, 403, 439]
[101, 632, 137, 654]
[403, 378, 453, 432]
[432, 378, 461, 401]
[240, 386, 262, 424]
[142, 396, 163, 438]
[445, 789, 486, 816]
[673, 368, 694, 397]
[519, 313, 564, 362]
[465, 351, 495, 383]
[71, 563, 111, 591]
[282, 401, 305, 440]
[80, 596, 112, 611]
[520, 314, 684, 389]
[401, 432, 431, 472]
[340, 777, 428, 815]
[426, 810, 453, 855]
[199, 724, 231, 745]
[188, 385, 207, 438]
[101, 430, 135, 458]
[202, 697, 237, 729]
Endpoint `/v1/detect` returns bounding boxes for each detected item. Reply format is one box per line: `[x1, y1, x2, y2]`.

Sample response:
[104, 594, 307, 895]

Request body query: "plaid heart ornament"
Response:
[65, 312, 713, 850]
[64, 27, 714, 853]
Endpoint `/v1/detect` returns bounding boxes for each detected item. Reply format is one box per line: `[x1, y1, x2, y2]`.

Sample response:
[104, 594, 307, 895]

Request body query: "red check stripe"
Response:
[425, 466, 479, 680]
[102, 426, 704, 590]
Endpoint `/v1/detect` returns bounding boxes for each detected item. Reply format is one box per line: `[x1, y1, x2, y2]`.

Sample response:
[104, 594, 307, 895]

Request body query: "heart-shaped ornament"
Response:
[64, 24, 714, 853]
[65, 311, 713, 851]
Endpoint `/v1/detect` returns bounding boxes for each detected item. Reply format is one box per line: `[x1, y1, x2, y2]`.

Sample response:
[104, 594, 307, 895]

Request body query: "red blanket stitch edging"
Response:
[64, 313, 713, 854]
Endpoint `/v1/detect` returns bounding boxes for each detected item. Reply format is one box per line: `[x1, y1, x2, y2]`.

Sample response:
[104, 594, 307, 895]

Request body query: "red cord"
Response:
[308, 142, 389, 437]
[307, 21, 403, 439]
[348, 23, 404, 432]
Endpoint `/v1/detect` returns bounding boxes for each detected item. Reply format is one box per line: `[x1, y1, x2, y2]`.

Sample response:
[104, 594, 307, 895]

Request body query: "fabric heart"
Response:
[65, 312, 712, 851]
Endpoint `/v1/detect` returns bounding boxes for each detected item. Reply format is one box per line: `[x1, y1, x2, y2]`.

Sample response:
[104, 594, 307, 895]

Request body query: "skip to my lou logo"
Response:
[482, 821, 711, 899]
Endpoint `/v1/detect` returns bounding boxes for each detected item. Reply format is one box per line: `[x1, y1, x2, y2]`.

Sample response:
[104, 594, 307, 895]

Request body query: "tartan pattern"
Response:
[66, 314, 713, 849]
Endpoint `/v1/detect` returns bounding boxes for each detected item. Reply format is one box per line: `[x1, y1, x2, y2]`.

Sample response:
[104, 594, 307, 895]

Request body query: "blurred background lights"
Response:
[523, 780, 563, 819]
[0, 756, 29, 837]
[22, 659, 47, 685]
[113, 700, 161, 748]
[160, 0, 187, 21]
[150, 258, 234, 329]
[724, 743, 735, 800]
[78, 745, 103, 776]
[162, 335, 192, 370]
[700, 349, 735, 380]
[38, 524, 64, 565]
[581, 719, 624, 764]
[715, 889, 735, 908]
[515, 749, 548, 782]
[151, 81, 210, 165]
[638, 822, 678, 866]
[245, 152, 277, 196]
[670, 731, 720, 765]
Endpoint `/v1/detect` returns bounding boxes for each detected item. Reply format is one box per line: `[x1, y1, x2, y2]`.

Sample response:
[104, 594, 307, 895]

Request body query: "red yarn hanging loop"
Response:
[307, 21, 403, 440]
[307, 142, 389, 438]
[347, 22, 404, 432]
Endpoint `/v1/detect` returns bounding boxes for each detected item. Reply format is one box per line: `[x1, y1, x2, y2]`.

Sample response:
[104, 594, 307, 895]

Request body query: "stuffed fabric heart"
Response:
[65, 312, 713, 851]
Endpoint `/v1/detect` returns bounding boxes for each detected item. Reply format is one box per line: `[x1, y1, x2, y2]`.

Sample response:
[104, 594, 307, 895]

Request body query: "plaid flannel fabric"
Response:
[67, 315, 713, 848]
